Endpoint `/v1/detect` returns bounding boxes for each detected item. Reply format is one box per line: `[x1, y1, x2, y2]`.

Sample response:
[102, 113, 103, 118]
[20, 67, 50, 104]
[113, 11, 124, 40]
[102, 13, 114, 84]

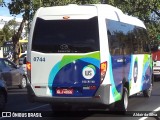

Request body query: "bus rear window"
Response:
[32, 17, 100, 53]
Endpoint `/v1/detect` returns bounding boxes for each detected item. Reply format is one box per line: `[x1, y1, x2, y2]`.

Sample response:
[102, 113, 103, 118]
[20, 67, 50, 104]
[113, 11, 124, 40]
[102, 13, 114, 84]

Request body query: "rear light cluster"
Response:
[27, 61, 31, 83]
[100, 61, 107, 84]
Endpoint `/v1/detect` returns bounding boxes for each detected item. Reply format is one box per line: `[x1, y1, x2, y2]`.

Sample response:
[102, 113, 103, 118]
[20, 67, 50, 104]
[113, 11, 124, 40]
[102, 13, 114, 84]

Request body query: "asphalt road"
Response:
[1, 80, 160, 120]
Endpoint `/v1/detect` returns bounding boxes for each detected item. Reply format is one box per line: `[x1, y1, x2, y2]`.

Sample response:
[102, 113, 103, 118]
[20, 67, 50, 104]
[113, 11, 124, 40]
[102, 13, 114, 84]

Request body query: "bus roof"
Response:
[35, 4, 145, 29]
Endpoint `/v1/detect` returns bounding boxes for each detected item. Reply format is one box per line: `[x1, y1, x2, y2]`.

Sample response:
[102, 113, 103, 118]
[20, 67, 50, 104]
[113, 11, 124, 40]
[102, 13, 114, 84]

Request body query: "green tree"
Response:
[2, 19, 18, 41]
[147, 21, 160, 48]
[0, 30, 4, 46]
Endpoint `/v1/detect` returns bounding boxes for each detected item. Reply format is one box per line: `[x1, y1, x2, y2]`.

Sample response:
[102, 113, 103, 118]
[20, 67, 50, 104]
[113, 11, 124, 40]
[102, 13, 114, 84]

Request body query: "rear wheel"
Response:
[19, 76, 27, 89]
[117, 87, 128, 112]
[109, 87, 128, 113]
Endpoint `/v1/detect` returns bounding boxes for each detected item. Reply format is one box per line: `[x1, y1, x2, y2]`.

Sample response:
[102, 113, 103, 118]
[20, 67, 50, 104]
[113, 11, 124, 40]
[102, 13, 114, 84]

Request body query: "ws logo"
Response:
[82, 65, 96, 79]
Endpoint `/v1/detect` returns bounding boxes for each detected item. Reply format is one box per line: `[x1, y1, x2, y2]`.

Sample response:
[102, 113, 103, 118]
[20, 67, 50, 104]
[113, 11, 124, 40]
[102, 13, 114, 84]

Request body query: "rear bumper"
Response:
[27, 83, 111, 105]
[153, 69, 160, 77]
[153, 66, 160, 75]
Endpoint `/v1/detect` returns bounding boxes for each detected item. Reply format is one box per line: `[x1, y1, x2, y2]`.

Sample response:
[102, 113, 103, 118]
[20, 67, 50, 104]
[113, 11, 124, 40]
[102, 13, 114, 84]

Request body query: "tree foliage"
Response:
[147, 21, 160, 48]
[2, 19, 18, 41]
[0, 19, 18, 46]
[0, 30, 4, 46]
[8, 0, 30, 20]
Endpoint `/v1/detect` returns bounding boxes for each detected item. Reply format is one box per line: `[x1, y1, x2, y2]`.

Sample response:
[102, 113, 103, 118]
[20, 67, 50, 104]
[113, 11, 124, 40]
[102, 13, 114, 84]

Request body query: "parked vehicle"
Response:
[152, 46, 160, 81]
[0, 58, 27, 89]
[0, 75, 7, 111]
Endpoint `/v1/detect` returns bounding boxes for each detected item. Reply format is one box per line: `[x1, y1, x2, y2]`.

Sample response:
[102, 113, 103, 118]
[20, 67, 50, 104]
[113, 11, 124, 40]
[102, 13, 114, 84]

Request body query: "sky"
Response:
[0, 0, 22, 18]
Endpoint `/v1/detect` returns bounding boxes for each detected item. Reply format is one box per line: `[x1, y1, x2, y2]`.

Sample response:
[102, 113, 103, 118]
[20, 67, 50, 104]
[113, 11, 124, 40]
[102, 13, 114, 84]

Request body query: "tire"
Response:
[117, 87, 128, 112]
[19, 76, 27, 89]
[143, 83, 152, 97]
[109, 87, 128, 113]
[0, 91, 6, 111]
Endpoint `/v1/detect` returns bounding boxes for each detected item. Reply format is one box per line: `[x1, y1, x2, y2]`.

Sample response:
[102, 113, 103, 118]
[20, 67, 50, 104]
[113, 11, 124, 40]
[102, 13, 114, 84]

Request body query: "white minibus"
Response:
[27, 4, 153, 112]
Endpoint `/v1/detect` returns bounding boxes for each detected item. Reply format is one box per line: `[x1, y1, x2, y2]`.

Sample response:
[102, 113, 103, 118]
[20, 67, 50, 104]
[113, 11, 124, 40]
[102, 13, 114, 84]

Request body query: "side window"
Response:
[136, 27, 144, 53]
[106, 20, 133, 55]
[121, 23, 133, 55]
[132, 27, 140, 54]
[132, 27, 150, 54]
[106, 19, 149, 55]
[106, 20, 122, 55]
[141, 29, 150, 53]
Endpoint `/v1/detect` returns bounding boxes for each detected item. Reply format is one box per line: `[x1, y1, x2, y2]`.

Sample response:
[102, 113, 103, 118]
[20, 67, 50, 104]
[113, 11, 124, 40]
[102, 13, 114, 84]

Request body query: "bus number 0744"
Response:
[33, 57, 45, 62]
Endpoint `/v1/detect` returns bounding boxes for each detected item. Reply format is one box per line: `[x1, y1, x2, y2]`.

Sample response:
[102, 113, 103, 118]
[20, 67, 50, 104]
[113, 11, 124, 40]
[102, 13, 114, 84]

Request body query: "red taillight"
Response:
[100, 61, 107, 84]
[27, 61, 31, 83]
[27, 61, 31, 70]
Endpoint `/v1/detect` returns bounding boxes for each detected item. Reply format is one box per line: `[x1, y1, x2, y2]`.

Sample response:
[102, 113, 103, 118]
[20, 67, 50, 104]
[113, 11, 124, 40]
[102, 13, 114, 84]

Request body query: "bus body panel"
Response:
[128, 54, 152, 95]
[96, 7, 119, 104]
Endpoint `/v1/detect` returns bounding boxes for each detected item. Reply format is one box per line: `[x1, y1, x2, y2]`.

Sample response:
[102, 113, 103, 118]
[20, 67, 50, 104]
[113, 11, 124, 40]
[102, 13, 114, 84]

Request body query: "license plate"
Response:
[56, 88, 73, 95]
